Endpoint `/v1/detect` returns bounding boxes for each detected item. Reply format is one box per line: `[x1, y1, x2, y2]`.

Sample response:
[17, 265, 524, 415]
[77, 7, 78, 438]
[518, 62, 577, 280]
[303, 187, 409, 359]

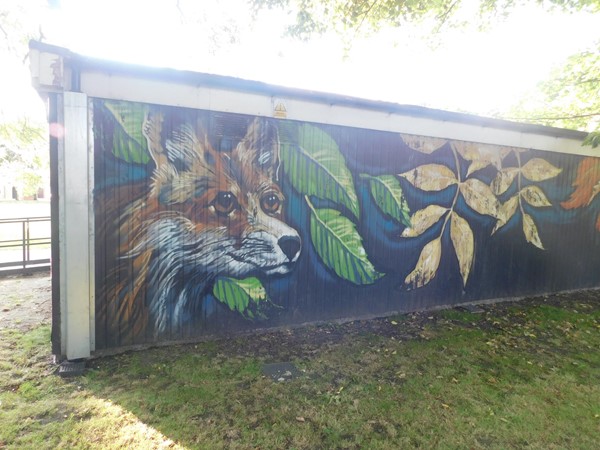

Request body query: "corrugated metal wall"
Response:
[93, 98, 600, 351]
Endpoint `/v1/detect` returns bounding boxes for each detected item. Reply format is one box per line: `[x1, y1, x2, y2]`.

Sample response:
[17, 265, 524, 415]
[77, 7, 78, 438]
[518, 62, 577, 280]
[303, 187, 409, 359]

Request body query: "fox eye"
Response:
[213, 191, 237, 216]
[260, 193, 281, 214]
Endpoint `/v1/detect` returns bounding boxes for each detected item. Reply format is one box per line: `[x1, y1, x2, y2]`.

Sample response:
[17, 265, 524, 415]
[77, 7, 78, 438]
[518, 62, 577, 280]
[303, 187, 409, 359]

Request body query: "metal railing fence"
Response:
[0, 216, 51, 275]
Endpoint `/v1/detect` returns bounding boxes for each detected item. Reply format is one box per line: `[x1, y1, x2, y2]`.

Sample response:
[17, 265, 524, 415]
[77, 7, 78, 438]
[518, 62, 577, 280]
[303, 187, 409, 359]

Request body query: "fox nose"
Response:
[278, 236, 301, 262]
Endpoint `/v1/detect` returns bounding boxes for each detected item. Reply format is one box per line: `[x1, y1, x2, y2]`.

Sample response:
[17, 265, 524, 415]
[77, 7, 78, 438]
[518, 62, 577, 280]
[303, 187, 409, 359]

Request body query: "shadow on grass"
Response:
[74, 292, 600, 449]
[1, 291, 599, 449]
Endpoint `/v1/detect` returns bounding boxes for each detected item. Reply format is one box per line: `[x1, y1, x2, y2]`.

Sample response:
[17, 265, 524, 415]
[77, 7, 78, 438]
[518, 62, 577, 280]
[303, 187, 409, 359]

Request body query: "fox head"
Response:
[112, 111, 301, 334]
[101, 110, 302, 341]
[129, 111, 301, 282]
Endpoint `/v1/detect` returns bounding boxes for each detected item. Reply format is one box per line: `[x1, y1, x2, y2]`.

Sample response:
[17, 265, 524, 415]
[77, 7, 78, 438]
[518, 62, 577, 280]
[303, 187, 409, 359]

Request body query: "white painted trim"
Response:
[29, 46, 590, 157]
[60, 92, 92, 360]
[57, 94, 67, 358]
[87, 98, 96, 352]
[79, 72, 591, 157]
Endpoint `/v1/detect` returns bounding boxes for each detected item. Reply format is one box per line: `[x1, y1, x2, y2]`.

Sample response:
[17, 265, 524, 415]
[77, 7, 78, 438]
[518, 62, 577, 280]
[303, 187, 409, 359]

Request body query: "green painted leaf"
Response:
[280, 123, 359, 219]
[361, 174, 411, 226]
[212, 277, 268, 316]
[306, 196, 383, 285]
[103, 100, 150, 164]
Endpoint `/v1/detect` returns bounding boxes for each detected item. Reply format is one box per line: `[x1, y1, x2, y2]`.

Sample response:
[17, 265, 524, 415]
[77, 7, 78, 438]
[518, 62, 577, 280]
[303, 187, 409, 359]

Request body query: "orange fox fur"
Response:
[98, 111, 301, 342]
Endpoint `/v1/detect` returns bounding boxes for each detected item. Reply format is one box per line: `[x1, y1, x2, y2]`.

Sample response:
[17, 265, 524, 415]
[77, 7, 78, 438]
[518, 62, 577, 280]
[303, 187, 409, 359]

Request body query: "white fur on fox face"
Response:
[137, 215, 300, 278]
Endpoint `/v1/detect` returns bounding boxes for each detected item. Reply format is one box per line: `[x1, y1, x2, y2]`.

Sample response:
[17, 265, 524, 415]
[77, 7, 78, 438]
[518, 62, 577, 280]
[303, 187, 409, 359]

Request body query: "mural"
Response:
[94, 99, 600, 349]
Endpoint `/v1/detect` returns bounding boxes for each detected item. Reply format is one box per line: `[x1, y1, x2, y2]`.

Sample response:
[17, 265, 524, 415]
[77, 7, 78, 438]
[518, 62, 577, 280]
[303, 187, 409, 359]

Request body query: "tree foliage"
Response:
[250, 0, 599, 39]
[506, 41, 600, 145]
[0, 120, 44, 165]
[0, 1, 49, 195]
[0, 120, 47, 196]
[251, 0, 600, 143]
[0, 1, 45, 59]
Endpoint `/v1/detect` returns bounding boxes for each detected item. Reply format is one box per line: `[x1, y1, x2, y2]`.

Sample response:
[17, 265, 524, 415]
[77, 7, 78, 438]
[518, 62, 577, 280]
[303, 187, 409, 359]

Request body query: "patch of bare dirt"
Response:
[212, 290, 600, 361]
[0, 272, 51, 331]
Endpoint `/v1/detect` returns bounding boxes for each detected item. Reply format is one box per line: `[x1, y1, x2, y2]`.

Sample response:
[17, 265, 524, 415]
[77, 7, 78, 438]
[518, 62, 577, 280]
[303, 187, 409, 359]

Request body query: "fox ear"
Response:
[143, 110, 216, 175]
[233, 118, 280, 179]
[142, 110, 168, 169]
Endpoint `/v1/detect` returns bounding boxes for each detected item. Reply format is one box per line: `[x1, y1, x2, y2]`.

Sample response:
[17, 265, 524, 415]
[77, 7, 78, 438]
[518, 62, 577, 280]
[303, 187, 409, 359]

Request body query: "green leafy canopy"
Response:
[250, 1, 599, 40]
[254, 1, 600, 141]
[507, 41, 600, 136]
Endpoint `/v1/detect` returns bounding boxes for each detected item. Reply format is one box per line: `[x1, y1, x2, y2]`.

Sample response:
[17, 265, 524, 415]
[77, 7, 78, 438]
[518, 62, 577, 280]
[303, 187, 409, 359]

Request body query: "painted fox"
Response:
[99, 110, 301, 342]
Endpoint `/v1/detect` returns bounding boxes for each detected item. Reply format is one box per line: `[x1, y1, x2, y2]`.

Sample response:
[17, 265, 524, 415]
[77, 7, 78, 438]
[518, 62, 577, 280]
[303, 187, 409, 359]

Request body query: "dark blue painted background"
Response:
[94, 99, 600, 350]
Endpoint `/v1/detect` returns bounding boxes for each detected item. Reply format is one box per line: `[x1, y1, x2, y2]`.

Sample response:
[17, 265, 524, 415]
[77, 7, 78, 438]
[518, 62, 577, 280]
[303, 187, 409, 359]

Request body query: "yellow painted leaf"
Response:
[520, 185, 552, 208]
[465, 160, 490, 177]
[491, 167, 519, 196]
[460, 178, 499, 217]
[450, 212, 474, 286]
[492, 195, 519, 234]
[521, 158, 562, 182]
[401, 134, 447, 154]
[401, 205, 448, 237]
[405, 237, 442, 289]
[399, 164, 457, 191]
[522, 213, 544, 250]
[451, 142, 510, 175]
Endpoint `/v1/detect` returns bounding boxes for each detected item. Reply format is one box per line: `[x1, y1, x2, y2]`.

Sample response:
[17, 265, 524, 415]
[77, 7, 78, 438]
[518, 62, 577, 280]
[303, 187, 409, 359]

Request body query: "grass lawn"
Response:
[1, 290, 599, 449]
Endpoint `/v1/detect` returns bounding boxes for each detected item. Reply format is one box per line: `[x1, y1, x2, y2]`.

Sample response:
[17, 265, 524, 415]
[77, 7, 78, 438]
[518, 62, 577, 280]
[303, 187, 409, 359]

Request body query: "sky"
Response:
[2, 0, 599, 125]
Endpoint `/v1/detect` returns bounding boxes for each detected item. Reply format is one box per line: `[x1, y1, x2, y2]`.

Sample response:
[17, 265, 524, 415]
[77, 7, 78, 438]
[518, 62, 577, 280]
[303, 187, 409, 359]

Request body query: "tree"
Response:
[0, 120, 47, 197]
[0, 1, 49, 197]
[505, 41, 600, 146]
[0, 1, 46, 59]
[251, 0, 600, 143]
[250, 0, 599, 40]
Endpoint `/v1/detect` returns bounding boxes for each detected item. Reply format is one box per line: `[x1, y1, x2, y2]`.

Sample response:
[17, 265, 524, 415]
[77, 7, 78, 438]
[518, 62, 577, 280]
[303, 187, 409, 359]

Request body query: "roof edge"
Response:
[29, 40, 588, 141]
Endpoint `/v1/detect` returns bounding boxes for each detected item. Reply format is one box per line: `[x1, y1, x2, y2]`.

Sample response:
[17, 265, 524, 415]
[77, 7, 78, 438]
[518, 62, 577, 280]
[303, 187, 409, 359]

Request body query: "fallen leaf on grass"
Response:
[295, 416, 305, 423]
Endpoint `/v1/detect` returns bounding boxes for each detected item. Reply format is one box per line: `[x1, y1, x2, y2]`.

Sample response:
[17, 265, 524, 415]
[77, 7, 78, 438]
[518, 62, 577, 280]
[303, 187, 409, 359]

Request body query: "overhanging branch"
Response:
[504, 112, 600, 122]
